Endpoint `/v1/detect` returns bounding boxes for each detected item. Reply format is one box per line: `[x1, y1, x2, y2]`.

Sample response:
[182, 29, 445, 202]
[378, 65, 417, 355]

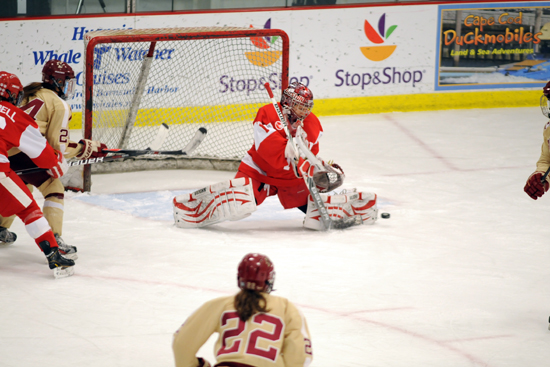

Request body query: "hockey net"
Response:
[72, 27, 289, 191]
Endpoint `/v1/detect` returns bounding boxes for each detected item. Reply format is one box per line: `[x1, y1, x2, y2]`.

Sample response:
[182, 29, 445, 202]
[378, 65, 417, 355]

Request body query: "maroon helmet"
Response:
[42, 60, 76, 100]
[281, 82, 314, 126]
[544, 81, 550, 99]
[0, 72, 24, 106]
[237, 253, 275, 293]
[541, 81, 550, 118]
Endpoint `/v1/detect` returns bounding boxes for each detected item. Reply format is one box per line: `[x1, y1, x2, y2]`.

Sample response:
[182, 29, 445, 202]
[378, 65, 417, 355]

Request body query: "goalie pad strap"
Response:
[173, 177, 257, 228]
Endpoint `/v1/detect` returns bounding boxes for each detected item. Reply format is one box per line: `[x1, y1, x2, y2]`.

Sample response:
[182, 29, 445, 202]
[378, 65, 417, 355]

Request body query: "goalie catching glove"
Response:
[77, 139, 108, 159]
[287, 125, 345, 192]
[312, 161, 345, 193]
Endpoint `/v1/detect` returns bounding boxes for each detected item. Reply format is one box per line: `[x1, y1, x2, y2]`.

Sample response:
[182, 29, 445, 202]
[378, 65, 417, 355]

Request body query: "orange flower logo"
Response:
[360, 14, 397, 62]
[245, 19, 282, 68]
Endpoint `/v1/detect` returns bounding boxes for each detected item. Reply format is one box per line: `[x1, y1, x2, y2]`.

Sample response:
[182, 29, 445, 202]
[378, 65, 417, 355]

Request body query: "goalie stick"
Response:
[264, 82, 332, 231]
[15, 126, 207, 176]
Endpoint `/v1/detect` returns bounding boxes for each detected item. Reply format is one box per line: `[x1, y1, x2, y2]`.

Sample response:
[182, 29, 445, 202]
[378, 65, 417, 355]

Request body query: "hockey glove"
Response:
[544, 81, 550, 99]
[47, 150, 69, 179]
[313, 162, 345, 192]
[298, 157, 315, 178]
[524, 171, 549, 200]
[78, 139, 108, 159]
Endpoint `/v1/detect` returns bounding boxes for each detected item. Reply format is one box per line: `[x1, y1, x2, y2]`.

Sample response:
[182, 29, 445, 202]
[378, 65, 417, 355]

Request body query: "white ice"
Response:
[1, 107, 549, 367]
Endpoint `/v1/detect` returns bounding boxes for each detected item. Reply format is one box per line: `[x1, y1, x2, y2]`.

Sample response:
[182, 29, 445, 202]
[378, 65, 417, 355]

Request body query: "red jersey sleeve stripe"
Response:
[18, 125, 48, 159]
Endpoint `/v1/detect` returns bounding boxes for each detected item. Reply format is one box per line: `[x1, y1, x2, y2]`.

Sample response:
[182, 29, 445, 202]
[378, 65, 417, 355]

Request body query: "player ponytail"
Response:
[23, 82, 43, 101]
[234, 289, 269, 322]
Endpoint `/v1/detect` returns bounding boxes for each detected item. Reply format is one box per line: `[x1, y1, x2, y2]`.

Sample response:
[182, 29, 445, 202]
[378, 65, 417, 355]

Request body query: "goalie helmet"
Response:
[237, 253, 275, 293]
[0, 72, 24, 106]
[281, 82, 314, 128]
[42, 60, 76, 100]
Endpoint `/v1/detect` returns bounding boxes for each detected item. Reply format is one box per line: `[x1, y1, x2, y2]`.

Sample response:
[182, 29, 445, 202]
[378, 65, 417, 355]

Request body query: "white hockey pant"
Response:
[173, 177, 257, 228]
[303, 189, 378, 231]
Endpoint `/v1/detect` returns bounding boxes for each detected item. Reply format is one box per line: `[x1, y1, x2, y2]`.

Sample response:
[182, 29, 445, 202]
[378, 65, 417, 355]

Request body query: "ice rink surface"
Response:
[1, 107, 550, 367]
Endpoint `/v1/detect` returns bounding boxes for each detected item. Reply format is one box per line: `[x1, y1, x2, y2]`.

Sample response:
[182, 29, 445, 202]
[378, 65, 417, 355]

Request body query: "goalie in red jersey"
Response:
[173, 253, 313, 367]
[173, 82, 378, 230]
[0, 71, 74, 277]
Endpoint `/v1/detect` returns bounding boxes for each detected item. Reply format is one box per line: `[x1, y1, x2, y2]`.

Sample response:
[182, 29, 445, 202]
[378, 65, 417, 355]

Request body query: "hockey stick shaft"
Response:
[15, 127, 206, 176]
[541, 165, 550, 184]
[102, 127, 207, 156]
[264, 82, 332, 230]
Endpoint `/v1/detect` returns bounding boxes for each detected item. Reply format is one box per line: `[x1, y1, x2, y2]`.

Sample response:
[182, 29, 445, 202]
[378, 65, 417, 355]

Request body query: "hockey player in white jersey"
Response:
[173, 253, 313, 367]
[525, 80, 550, 200]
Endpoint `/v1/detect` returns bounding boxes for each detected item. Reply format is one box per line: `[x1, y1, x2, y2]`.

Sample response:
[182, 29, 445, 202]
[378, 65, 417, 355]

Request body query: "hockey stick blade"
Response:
[147, 123, 170, 151]
[331, 215, 363, 230]
[181, 127, 207, 154]
[263, 82, 332, 231]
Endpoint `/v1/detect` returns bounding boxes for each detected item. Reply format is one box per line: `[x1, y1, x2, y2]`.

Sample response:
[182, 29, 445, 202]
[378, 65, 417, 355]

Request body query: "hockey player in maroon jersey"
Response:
[0, 60, 107, 255]
[525, 80, 550, 200]
[0, 71, 75, 277]
[173, 253, 313, 367]
[173, 82, 377, 230]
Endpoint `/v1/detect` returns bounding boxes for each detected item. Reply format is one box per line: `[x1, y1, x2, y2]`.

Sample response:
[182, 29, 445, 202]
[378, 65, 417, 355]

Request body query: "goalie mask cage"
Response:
[80, 27, 289, 191]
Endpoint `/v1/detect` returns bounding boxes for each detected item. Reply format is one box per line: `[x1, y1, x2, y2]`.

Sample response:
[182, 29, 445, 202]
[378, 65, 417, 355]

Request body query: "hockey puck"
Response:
[381, 213, 390, 219]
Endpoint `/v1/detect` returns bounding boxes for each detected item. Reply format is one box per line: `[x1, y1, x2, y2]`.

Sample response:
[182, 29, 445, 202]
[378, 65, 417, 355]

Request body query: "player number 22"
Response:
[217, 311, 284, 361]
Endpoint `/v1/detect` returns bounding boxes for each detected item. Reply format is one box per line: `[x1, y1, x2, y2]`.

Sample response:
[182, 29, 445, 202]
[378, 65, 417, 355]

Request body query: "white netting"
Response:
[73, 27, 287, 191]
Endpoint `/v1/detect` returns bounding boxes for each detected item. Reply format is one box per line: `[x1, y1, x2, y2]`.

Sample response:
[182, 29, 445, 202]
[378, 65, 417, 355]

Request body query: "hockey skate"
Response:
[54, 234, 78, 260]
[39, 240, 75, 279]
[0, 226, 17, 245]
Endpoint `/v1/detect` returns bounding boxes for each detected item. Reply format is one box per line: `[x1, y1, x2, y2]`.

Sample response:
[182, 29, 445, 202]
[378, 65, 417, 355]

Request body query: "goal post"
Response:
[79, 27, 289, 192]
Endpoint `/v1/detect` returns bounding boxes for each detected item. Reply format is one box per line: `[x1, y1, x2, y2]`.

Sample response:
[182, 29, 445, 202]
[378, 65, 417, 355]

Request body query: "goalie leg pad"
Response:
[303, 189, 378, 231]
[173, 177, 257, 228]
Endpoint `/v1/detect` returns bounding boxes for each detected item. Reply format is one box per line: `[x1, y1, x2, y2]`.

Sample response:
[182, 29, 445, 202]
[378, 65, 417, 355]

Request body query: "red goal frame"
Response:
[82, 28, 290, 191]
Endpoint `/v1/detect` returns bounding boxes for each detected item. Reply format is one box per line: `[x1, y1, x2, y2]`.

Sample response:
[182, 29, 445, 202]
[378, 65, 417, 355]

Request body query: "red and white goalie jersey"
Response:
[173, 294, 313, 367]
[0, 101, 58, 174]
[238, 103, 323, 187]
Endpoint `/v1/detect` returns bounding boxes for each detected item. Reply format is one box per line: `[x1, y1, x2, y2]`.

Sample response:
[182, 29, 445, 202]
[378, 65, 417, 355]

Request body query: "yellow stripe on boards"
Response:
[69, 90, 540, 130]
[70, 103, 266, 130]
[70, 112, 82, 130]
[313, 90, 541, 116]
